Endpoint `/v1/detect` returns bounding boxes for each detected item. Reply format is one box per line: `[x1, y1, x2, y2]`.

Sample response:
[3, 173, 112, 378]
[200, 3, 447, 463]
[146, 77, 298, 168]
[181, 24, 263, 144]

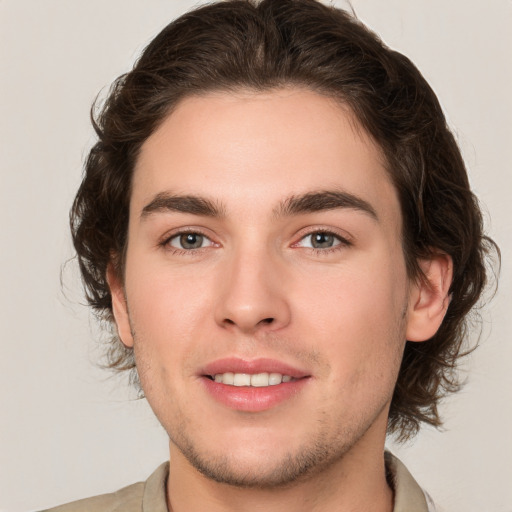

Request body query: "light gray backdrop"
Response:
[1, 1, 510, 511]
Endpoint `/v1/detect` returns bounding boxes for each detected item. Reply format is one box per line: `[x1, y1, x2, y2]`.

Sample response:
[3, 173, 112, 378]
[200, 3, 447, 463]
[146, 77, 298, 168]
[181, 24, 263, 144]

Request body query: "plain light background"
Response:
[1, 1, 510, 511]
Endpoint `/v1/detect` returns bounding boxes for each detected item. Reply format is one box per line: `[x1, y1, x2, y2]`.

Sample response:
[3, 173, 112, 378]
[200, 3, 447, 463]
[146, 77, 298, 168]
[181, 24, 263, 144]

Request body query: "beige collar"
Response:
[385, 451, 431, 511]
[143, 453, 431, 512]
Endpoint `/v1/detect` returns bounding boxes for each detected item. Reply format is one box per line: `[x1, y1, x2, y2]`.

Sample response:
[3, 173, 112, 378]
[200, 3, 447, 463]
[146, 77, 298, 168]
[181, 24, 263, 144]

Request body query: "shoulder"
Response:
[41, 462, 169, 512]
[41, 482, 144, 512]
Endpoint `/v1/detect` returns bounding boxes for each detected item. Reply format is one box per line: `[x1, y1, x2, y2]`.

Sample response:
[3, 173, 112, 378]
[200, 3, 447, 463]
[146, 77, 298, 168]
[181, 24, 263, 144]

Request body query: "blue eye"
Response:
[297, 231, 345, 249]
[310, 232, 338, 249]
[169, 233, 211, 250]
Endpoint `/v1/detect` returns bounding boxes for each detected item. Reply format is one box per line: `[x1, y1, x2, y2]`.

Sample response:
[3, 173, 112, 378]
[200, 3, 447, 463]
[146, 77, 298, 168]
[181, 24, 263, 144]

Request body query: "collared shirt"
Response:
[42, 452, 435, 512]
[385, 452, 436, 512]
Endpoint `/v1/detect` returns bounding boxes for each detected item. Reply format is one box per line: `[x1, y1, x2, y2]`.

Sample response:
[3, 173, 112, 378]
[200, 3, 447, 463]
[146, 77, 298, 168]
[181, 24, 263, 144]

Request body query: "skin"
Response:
[109, 88, 452, 512]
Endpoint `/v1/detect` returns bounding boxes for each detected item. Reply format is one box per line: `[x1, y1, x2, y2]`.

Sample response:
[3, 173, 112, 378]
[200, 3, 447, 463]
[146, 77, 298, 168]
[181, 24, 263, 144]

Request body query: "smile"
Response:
[211, 372, 295, 387]
[200, 358, 310, 411]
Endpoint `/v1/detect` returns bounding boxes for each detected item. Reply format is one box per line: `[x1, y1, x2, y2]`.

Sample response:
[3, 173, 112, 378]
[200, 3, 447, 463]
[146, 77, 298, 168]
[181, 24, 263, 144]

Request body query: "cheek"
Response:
[126, 270, 209, 405]
[296, 259, 406, 330]
[124, 258, 215, 358]
[293, 258, 407, 380]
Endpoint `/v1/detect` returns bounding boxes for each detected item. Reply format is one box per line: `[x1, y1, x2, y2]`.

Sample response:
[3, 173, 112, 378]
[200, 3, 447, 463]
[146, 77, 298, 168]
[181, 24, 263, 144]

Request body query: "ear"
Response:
[406, 253, 453, 342]
[106, 262, 134, 348]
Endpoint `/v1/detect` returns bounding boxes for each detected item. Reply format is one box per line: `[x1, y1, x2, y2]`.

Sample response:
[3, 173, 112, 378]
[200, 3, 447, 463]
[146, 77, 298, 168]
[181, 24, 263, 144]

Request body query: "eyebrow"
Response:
[275, 190, 378, 220]
[140, 189, 377, 221]
[141, 192, 225, 219]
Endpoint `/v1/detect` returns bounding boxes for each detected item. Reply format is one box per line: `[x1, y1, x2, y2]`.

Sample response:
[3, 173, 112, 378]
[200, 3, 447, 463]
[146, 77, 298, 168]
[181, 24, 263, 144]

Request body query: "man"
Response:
[45, 0, 497, 511]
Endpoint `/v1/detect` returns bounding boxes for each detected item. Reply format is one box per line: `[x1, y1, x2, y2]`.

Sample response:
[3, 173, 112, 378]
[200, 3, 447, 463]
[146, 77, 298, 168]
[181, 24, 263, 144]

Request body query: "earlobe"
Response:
[406, 253, 453, 342]
[106, 263, 134, 348]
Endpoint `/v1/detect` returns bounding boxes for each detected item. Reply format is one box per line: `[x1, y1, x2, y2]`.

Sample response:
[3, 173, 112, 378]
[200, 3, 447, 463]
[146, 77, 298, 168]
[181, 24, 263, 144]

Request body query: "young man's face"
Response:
[111, 88, 419, 487]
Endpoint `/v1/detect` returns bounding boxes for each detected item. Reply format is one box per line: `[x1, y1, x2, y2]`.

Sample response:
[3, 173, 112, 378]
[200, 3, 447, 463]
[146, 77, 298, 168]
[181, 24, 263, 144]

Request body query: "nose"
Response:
[214, 246, 291, 334]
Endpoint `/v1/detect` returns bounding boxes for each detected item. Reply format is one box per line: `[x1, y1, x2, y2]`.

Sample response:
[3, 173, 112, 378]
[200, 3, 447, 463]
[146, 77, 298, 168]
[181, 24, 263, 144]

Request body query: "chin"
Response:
[172, 428, 357, 489]
[188, 450, 334, 488]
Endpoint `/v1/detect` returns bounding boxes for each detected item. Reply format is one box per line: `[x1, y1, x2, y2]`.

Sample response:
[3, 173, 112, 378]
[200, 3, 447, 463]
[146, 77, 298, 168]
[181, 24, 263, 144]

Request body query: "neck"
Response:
[166, 420, 393, 512]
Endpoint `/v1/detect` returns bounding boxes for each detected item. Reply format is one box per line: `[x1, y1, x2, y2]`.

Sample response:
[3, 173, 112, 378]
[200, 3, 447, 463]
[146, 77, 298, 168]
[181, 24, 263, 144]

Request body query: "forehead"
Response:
[132, 88, 399, 226]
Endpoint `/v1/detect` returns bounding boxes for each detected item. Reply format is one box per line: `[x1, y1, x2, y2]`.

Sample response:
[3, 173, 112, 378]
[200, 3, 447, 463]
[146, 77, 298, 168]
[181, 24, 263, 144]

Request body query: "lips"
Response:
[202, 357, 309, 378]
[200, 358, 310, 412]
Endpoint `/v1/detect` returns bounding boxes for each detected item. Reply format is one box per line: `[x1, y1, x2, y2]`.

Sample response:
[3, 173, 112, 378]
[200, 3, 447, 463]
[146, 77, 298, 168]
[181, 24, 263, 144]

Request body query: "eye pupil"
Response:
[180, 233, 203, 249]
[312, 233, 334, 248]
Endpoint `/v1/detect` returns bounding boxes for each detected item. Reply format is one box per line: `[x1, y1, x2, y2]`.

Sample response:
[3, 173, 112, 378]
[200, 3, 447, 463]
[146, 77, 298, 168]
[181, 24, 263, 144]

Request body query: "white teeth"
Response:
[215, 372, 234, 385]
[212, 372, 294, 387]
[268, 373, 282, 385]
[233, 373, 251, 387]
[250, 373, 269, 387]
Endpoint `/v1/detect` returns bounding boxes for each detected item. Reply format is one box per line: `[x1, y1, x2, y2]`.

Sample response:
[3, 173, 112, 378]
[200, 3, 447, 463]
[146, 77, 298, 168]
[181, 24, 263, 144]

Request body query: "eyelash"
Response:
[160, 228, 215, 255]
[292, 229, 352, 255]
[159, 228, 352, 256]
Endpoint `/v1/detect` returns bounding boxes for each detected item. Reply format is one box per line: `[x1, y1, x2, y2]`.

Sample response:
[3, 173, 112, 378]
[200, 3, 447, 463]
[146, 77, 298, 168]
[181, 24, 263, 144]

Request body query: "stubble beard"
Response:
[165, 402, 389, 490]
[130, 300, 408, 490]
[161, 337, 405, 489]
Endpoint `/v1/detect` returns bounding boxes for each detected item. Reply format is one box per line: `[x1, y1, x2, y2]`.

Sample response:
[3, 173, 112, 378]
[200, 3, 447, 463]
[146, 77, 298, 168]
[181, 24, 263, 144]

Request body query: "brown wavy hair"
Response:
[71, 0, 498, 440]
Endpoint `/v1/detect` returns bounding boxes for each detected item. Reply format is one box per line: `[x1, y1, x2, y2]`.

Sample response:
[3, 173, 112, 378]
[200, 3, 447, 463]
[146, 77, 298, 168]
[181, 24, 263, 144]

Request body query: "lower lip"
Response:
[201, 377, 310, 412]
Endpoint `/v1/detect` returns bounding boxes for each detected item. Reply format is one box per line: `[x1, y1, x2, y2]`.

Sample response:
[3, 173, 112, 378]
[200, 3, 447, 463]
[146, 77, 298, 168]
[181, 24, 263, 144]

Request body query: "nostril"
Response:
[220, 316, 276, 329]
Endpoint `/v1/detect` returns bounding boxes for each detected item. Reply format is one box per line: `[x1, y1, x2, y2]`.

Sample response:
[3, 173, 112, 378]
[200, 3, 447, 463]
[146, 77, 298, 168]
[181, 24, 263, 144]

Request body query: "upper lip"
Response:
[201, 357, 310, 379]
